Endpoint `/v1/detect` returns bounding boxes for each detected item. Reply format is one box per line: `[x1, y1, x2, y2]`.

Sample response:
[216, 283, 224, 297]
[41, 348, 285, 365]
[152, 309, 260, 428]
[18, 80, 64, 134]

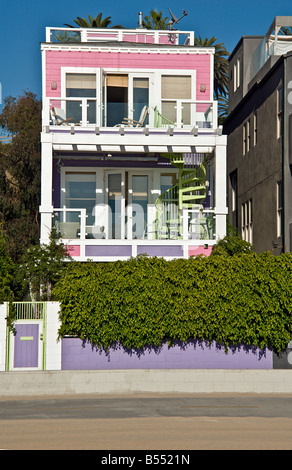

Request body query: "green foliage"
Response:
[142, 9, 170, 30]
[0, 231, 16, 304]
[0, 91, 41, 261]
[17, 230, 71, 301]
[211, 223, 254, 257]
[54, 253, 292, 353]
[65, 13, 123, 29]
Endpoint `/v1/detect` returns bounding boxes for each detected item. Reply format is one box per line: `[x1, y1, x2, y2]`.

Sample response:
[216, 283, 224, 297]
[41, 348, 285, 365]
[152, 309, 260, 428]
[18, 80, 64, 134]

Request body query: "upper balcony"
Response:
[42, 26, 218, 145]
[45, 26, 195, 46]
[250, 16, 292, 83]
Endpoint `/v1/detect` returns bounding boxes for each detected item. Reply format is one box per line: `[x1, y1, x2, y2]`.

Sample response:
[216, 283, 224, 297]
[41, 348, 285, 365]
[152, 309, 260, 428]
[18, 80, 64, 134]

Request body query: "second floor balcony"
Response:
[43, 97, 217, 131]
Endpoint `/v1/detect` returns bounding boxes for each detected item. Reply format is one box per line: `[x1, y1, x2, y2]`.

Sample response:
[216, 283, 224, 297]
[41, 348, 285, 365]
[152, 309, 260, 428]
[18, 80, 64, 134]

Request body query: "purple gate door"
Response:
[14, 324, 39, 368]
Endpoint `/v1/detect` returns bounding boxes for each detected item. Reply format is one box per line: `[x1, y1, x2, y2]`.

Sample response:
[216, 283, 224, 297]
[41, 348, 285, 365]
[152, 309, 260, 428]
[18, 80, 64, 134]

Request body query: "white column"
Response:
[0, 303, 8, 371]
[45, 302, 62, 370]
[214, 136, 228, 240]
[40, 133, 54, 242]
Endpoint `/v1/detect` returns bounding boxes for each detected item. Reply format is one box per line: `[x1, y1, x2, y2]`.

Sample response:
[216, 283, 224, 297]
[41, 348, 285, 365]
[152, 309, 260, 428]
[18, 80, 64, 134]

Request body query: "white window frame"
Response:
[277, 181, 283, 238]
[233, 57, 241, 92]
[243, 119, 250, 155]
[277, 85, 283, 139]
[241, 199, 252, 243]
[254, 111, 257, 146]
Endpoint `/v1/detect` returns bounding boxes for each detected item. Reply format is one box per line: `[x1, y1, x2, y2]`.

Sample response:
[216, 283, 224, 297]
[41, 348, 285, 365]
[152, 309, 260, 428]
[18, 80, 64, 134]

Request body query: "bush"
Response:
[211, 223, 254, 256]
[54, 253, 292, 353]
[0, 231, 16, 304]
[17, 229, 71, 300]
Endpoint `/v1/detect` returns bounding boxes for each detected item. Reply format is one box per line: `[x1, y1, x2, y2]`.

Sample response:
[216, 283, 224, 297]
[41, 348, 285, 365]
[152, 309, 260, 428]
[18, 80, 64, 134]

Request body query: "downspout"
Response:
[283, 56, 291, 254]
[283, 57, 287, 253]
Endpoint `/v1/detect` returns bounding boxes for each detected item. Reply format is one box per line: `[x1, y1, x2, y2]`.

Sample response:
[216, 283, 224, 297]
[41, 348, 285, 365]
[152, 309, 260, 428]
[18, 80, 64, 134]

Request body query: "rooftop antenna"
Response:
[168, 9, 188, 30]
[138, 11, 143, 28]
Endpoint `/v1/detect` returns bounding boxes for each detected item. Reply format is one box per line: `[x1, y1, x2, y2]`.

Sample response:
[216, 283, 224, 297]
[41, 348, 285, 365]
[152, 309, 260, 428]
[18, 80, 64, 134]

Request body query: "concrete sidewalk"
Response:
[1, 369, 292, 397]
[1, 394, 292, 450]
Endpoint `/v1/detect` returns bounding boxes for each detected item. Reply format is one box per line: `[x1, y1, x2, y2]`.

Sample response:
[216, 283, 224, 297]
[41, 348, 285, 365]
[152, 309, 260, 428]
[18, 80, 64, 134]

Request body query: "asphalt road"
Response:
[0, 393, 292, 452]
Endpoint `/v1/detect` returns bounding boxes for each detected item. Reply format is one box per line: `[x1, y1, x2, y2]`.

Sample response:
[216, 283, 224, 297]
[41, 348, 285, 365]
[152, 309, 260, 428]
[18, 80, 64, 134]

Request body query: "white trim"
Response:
[41, 43, 213, 55]
[210, 52, 214, 99]
[41, 49, 47, 124]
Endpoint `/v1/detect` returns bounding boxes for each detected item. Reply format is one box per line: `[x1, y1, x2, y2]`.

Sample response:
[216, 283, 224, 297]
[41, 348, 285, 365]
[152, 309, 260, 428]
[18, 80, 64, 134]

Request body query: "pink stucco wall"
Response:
[45, 49, 211, 100]
[188, 246, 213, 257]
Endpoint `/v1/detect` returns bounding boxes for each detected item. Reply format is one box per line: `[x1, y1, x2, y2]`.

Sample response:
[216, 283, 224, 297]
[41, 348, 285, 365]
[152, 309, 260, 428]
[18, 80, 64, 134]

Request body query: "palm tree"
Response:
[142, 9, 170, 30]
[217, 95, 229, 125]
[65, 13, 123, 29]
[195, 36, 229, 123]
[194, 36, 229, 99]
[279, 26, 292, 35]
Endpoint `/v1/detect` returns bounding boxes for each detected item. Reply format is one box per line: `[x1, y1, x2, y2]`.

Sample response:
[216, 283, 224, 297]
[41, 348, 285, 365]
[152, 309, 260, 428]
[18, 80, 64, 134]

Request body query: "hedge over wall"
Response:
[54, 252, 292, 353]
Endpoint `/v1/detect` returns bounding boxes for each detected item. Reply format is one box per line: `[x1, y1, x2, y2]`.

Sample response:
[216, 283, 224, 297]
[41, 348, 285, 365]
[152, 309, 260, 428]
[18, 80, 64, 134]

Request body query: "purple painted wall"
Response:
[85, 245, 132, 257]
[61, 338, 273, 370]
[137, 245, 183, 257]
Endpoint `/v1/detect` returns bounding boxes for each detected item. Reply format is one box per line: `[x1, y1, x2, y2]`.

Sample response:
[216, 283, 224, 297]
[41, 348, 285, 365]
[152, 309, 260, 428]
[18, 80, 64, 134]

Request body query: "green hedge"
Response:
[53, 252, 292, 353]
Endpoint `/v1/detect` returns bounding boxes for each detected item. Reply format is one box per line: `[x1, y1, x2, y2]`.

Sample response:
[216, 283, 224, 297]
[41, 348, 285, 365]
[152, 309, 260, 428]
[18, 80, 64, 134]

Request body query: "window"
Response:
[254, 111, 257, 146]
[133, 78, 149, 124]
[277, 181, 283, 237]
[66, 73, 96, 124]
[64, 172, 96, 225]
[241, 199, 253, 243]
[230, 171, 238, 228]
[243, 119, 250, 155]
[106, 74, 128, 127]
[230, 171, 237, 212]
[277, 85, 283, 138]
[160, 174, 178, 194]
[161, 75, 192, 124]
[233, 57, 241, 92]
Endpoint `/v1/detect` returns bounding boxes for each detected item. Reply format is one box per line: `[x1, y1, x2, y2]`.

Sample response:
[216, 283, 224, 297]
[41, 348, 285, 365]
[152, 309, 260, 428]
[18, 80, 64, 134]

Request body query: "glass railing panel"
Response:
[66, 100, 82, 125]
[87, 100, 97, 124]
[46, 99, 215, 128]
[191, 102, 213, 129]
[52, 210, 81, 239]
[49, 100, 79, 126]
[188, 210, 215, 240]
[50, 29, 81, 43]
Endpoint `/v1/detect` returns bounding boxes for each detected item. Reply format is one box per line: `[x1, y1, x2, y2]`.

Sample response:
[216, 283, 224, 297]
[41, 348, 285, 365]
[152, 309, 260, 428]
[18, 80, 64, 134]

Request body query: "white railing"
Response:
[43, 97, 217, 129]
[52, 209, 87, 239]
[182, 209, 216, 241]
[51, 206, 216, 241]
[46, 27, 195, 46]
[154, 101, 217, 129]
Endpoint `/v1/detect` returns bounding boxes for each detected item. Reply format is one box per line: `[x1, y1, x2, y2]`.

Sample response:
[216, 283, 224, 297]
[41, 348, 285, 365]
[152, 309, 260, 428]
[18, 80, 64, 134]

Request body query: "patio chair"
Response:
[51, 107, 73, 126]
[117, 105, 149, 127]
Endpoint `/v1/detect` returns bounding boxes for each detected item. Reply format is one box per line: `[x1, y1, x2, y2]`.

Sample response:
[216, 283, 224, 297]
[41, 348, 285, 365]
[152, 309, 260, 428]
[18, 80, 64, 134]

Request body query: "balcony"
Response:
[52, 207, 216, 242]
[43, 97, 217, 130]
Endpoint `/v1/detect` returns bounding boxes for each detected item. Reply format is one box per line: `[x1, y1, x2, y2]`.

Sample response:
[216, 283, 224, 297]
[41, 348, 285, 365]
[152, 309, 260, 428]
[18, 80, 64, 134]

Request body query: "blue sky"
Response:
[1, 0, 292, 111]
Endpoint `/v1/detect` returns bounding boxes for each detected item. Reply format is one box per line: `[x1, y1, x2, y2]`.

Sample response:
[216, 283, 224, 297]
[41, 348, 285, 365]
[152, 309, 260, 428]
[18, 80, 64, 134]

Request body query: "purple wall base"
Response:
[61, 338, 273, 370]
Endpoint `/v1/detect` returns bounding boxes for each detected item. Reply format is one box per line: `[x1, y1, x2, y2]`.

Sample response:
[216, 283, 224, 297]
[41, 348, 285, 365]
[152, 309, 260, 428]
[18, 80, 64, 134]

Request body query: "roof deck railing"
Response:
[45, 27, 195, 46]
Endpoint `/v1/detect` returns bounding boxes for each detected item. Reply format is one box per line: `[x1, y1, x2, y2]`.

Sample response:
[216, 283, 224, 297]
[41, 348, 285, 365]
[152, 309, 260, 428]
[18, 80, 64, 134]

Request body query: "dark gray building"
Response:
[224, 16, 292, 254]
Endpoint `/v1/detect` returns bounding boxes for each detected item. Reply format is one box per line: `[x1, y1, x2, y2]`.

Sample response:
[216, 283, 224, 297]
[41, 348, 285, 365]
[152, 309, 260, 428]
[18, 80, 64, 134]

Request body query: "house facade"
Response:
[224, 16, 292, 254]
[40, 25, 227, 262]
